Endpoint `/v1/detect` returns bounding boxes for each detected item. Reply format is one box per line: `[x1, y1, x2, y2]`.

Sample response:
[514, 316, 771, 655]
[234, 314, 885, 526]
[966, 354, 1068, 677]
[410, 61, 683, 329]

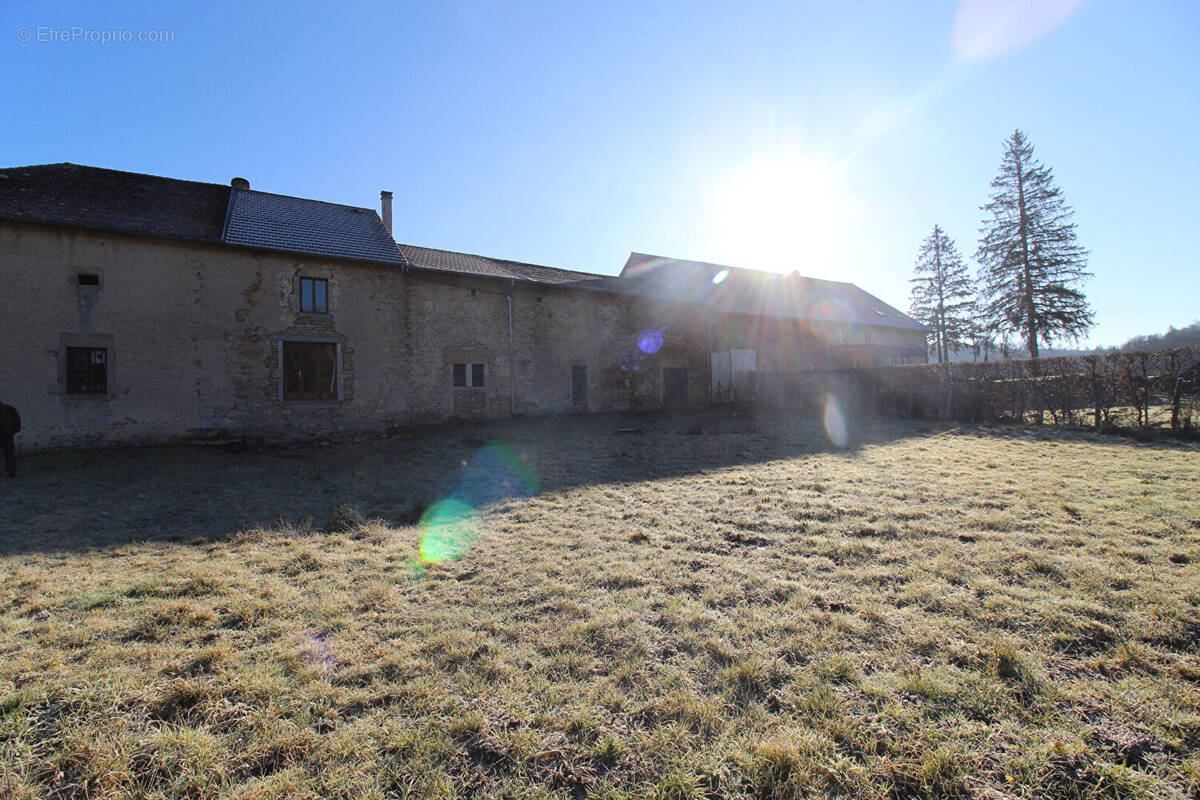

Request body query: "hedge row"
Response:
[747, 348, 1200, 432]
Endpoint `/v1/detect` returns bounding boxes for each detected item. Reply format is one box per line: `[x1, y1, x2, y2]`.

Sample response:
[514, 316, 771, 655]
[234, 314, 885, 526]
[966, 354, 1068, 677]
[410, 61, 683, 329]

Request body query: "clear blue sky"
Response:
[3, 1, 1196, 347]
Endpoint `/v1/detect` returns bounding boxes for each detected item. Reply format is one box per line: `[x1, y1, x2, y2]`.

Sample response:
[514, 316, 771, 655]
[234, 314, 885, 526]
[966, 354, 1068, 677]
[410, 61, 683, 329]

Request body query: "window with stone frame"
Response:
[452, 362, 486, 388]
[66, 347, 107, 394]
[282, 341, 338, 400]
[300, 277, 328, 313]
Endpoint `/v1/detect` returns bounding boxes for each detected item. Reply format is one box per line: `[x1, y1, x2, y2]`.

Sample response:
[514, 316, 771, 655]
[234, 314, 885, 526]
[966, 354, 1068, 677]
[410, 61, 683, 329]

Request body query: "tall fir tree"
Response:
[976, 130, 1093, 361]
[909, 225, 975, 363]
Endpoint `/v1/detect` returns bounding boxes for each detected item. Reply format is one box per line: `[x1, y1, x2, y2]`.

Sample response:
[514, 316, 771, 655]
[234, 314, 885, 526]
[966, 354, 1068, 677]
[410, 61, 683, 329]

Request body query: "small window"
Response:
[300, 278, 328, 313]
[839, 328, 848, 344]
[282, 341, 338, 400]
[67, 347, 107, 393]
[77, 273, 100, 286]
[452, 362, 485, 388]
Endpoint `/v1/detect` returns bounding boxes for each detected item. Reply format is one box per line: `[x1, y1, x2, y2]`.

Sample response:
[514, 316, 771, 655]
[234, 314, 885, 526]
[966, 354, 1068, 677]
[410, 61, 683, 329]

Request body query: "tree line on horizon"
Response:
[908, 130, 1195, 361]
[909, 129, 1097, 365]
[983, 320, 1200, 360]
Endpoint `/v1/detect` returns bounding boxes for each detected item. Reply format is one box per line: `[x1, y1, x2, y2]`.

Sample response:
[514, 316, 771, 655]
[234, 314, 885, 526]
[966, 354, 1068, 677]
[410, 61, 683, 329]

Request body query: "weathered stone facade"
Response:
[0, 223, 410, 449]
[2, 224, 709, 449]
[401, 274, 711, 424]
[1, 222, 924, 451]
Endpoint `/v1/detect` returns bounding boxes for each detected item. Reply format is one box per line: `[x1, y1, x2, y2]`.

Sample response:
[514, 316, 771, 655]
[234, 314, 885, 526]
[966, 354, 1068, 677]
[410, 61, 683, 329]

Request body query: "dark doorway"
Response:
[572, 365, 588, 410]
[662, 367, 688, 408]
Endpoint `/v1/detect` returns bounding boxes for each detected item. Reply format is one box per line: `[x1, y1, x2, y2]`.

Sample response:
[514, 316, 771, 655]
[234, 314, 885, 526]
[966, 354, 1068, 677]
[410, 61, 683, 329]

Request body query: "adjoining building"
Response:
[0, 163, 928, 450]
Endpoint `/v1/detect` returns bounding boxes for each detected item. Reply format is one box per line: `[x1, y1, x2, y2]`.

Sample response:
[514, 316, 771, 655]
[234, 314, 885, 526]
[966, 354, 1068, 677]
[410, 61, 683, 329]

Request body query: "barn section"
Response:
[395, 247, 929, 416]
[397, 245, 710, 420]
[596, 253, 930, 403]
[0, 162, 929, 450]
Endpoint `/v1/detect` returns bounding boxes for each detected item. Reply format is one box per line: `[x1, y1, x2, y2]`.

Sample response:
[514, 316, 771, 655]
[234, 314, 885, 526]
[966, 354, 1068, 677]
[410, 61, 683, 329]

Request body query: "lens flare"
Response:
[952, 0, 1084, 61]
[823, 394, 849, 449]
[712, 268, 730, 285]
[416, 441, 540, 565]
[637, 328, 664, 355]
[418, 498, 477, 563]
[459, 441, 540, 504]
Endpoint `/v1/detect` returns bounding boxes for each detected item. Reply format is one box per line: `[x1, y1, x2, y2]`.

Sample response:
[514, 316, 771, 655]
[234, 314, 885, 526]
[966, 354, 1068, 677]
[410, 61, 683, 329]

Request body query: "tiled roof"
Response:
[0, 164, 928, 332]
[398, 245, 927, 332]
[494, 258, 607, 286]
[0, 163, 406, 267]
[616, 252, 930, 332]
[0, 163, 229, 244]
[398, 243, 607, 286]
[223, 189, 406, 266]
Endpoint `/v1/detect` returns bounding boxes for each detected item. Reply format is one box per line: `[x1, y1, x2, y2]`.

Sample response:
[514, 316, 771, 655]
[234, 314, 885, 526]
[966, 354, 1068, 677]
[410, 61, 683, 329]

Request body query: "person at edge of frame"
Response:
[0, 398, 21, 478]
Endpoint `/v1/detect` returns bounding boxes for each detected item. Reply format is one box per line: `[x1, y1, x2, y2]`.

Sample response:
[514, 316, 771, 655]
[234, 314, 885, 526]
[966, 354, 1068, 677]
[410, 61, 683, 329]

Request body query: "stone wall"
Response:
[1, 221, 921, 450]
[0, 225, 716, 449]
[516, 284, 708, 414]
[0, 223, 409, 449]
[402, 275, 711, 422]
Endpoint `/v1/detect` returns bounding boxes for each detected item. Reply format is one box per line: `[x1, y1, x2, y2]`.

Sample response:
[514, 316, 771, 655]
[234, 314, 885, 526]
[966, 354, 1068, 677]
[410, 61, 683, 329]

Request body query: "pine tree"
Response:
[909, 225, 976, 363]
[976, 130, 1093, 361]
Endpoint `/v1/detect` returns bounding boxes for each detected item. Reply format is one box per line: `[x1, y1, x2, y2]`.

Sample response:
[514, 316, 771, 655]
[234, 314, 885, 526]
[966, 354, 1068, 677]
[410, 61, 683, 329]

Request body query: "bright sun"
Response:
[704, 156, 858, 274]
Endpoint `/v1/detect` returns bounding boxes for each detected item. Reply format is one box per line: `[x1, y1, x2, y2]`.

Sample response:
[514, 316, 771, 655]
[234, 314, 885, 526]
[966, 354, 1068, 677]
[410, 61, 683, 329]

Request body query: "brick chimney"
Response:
[380, 190, 393, 235]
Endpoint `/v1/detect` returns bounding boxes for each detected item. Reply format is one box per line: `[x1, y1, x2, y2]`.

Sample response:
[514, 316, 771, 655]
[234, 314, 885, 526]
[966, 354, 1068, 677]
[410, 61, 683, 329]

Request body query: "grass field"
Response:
[2, 412, 1199, 799]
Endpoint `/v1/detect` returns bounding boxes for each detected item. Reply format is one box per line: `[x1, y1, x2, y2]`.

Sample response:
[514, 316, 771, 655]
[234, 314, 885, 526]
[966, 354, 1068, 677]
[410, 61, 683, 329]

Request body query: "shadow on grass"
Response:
[0, 408, 1193, 555]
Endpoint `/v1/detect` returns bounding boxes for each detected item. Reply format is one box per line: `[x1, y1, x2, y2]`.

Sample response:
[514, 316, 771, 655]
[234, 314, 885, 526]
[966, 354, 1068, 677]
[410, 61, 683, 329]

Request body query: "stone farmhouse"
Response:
[0, 163, 928, 450]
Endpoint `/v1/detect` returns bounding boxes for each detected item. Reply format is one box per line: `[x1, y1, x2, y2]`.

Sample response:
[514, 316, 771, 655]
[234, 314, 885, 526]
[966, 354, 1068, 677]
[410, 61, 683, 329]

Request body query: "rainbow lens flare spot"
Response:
[418, 498, 477, 563]
[823, 394, 849, 449]
[414, 441, 540, 567]
[711, 268, 730, 285]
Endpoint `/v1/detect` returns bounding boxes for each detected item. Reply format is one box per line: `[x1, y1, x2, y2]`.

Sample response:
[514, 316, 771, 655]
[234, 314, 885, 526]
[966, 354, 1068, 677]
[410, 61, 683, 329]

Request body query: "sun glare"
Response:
[705, 156, 858, 273]
[952, 0, 1085, 61]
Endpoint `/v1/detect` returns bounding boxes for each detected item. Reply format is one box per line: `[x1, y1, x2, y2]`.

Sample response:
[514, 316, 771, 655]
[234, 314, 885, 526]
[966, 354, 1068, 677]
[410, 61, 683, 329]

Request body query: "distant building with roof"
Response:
[0, 163, 927, 449]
